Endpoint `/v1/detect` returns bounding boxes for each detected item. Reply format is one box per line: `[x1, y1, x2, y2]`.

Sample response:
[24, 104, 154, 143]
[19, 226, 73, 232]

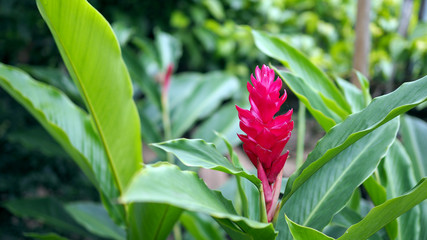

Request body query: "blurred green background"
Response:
[1, 0, 427, 238]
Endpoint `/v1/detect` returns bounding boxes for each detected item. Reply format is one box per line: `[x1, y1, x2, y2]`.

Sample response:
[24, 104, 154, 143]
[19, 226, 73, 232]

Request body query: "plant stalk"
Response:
[259, 185, 268, 223]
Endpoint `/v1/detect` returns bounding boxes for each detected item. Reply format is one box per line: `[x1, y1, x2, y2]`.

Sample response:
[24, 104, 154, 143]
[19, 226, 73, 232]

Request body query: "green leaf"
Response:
[3, 198, 89, 236]
[65, 202, 126, 240]
[326, 207, 382, 240]
[346, 189, 361, 213]
[0, 64, 124, 223]
[170, 72, 239, 137]
[336, 77, 364, 113]
[283, 74, 427, 207]
[180, 211, 225, 240]
[383, 141, 420, 240]
[276, 119, 399, 240]
[24, 233, 68, 240]
[19, 65, 81, 104]
[252, 30, 351, 117]
[338, 178, 427, 240]
[285, 215, 335, 240]
[363, 176, 386, 206]
[36, 0, 142, 192]
[400, 115, 427, 180]
[127, 203, 182, 240]
[121, 163, 277, 240]
[274, 70, 338, 131]
[151, 139, 260, 186]
[363, 175, 397, 239]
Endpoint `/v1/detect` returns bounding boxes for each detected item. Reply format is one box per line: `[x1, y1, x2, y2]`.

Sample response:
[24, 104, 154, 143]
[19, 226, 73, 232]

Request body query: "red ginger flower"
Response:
[236, 65, 293, 222]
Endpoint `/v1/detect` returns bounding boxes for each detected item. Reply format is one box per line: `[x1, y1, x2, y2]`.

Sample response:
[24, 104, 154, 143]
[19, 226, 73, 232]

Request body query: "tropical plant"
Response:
[1, 1, 427, 240]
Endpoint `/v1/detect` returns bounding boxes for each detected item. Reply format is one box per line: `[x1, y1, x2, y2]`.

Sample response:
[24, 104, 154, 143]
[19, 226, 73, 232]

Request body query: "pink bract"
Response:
[236, 65, 293, 222]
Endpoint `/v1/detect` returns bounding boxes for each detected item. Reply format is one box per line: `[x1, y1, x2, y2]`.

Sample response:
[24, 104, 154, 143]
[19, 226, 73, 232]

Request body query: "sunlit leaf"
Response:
[36, 0, 142, 192]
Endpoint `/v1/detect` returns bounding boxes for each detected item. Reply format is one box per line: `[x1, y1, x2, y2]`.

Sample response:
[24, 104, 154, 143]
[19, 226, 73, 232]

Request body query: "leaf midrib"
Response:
[38, 2, 122, 193]
[302, 131, 387, 226]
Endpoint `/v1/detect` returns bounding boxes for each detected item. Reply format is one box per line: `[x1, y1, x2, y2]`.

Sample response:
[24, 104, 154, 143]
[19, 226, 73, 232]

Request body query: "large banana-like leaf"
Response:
[121, 163, 277, 240]
[283, 74, 427, 203]
[252, 30, 351, 120]
[338, 178, 427, 240]
[36, 0, 142, 191]
[0, 64, 123, 222]
[276, 119, 399, 240]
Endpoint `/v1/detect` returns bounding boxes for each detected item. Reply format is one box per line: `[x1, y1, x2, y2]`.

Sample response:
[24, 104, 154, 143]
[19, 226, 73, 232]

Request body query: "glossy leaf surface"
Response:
[36, 0, 142, 191]
[121, 163, 276, 239]
[0, 64, 123, 222]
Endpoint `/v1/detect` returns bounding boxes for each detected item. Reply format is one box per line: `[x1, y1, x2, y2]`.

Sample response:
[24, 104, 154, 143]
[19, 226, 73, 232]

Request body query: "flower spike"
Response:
[236, 65, 293, 222]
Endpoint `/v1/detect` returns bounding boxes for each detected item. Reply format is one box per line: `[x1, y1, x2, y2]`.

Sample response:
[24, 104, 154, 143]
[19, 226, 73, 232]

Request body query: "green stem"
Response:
[236, 176, 249, 217]
[296, 101, 306, 168]
[161, 94, 173, 163]
[259, 185, 268, 223]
